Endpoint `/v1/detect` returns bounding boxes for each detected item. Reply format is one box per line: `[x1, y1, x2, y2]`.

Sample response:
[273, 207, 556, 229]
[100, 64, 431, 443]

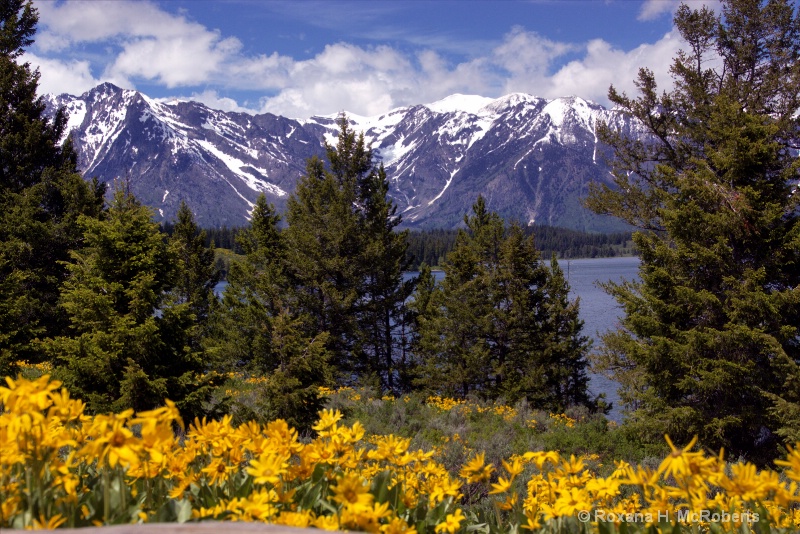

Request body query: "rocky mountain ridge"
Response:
[44, 83, 640, 231]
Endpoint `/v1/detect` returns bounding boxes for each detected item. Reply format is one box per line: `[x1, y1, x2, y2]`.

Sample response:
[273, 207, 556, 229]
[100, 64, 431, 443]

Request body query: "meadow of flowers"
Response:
[2, 373, 800, 532]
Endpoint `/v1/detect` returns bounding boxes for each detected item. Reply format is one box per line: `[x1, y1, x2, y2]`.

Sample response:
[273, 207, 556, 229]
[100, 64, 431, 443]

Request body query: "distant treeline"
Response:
[404, 226, 634, 269]
[161, 224, 245, 252]
[175, 224, 635, 273]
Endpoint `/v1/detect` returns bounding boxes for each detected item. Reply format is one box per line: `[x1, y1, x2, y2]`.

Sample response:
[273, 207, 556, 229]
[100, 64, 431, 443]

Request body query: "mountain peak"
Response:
[480, 93, 546, 114]
[43, 82, 634, 232]
[88, 82, 124, 96]
[425, 94, 494, 115]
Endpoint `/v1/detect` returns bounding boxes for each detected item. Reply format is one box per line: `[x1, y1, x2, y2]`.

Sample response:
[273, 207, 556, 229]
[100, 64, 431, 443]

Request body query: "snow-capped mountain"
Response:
[44, 83, 639, 231]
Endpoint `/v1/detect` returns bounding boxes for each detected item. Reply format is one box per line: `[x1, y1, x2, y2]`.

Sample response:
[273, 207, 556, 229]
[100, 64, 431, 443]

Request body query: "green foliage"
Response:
[586, 0, 800, 463]
[0, 0, 103, 375]
[539, 255, 593, 409]
[44, 185, 209, 416]
[0, 0, 67, 192]
[167, 201, 220, 354]
[210, 194, 333, 432]
[285, 154, 363, 373]
[357, 162, 415, 392]
[284, 116, 414, 392]
[413, 197, 592, 410]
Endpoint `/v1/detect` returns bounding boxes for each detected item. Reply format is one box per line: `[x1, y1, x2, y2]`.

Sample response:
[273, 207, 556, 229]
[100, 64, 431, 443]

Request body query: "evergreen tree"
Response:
[0, 0, 102, 375]
[211, 194, 333, 431]
[585, 0, 800, 462]
[284, 155, 362, 379]
[403, 263, 437, 389]
[284, 116, 413, 391]
[213, 195, 289, 371]
[357, 163, 415, 392]
[0, 0, 67, 192]
[414, 197, 591, 409]
[167, 201, 220, 354]
[539, 254, 593, 409]
[45, 185, 208, 416]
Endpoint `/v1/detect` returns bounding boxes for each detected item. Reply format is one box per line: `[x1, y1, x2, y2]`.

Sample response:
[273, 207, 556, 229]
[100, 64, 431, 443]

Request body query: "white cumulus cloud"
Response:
[540, 33, 683, 103]
[29, 0, 692, 118]
[157, 90, 254, 114]
[24, 53, 100, 96]
[33, 0, 243, 90]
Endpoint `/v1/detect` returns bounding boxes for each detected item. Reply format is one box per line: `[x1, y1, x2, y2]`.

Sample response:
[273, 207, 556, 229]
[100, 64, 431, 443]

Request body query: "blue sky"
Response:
[27, 0, 716, 118]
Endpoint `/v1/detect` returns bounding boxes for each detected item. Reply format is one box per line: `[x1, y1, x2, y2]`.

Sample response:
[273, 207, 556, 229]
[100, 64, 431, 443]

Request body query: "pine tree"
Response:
[403, 263, 436, 388]
[414, 197, 591, 409]
[211, 194, 333, 430]
[167, 201, 220, 354]
[45, 185, 207, 415]
[0, 0, 102, 375]
[0, 0, 67, 192]
[284, 116, 413, 391]
[539, 254, 593, 409]
[415, 198, 506, 398]
[213, 194, 289, 371]
[284, 154, 363, 379]
[585, 0, 800, 462]
[357, 163, 415, 392]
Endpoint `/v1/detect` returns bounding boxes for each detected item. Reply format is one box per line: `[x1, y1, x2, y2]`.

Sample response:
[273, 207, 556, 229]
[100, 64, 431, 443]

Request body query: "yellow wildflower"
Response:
[381, 517, 417, 534]
[490, 476, 513, 495]
[552, 487, 592, 518]
[313, 409, 343, 433]
[428, 474, 463, 505]
[275, 510, 313, 527]
[459, 452, 494, 483]
[247, 451, 288, 486]
[201, 457, 236, 486]
[586, 476, 620, 501]
[314, 514, 341, 531]
[340, 501, 392, 533]
[331, 472, 373, 509]
[776, 445, 800, 482]
[81, 416, 141, 468]
[434, 508, 465, 534]
[502, 457, 524, 478]
[657, 434, 699, 479]
[30, 514, 67, 530]
[718, 462, 772, 502]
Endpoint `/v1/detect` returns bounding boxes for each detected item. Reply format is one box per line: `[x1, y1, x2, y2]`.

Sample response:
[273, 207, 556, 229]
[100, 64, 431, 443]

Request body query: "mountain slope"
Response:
[45, 83, 637, 231]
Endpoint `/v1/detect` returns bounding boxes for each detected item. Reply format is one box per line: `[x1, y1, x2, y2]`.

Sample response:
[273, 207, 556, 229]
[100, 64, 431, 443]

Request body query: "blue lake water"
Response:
[562, 256, 640, 420]
[216, 256, 640, 420]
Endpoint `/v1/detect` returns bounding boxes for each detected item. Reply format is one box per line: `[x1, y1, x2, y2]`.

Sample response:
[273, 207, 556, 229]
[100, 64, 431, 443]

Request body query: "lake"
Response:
[562, 256, 640, 421]
[215, 256, 640, 420]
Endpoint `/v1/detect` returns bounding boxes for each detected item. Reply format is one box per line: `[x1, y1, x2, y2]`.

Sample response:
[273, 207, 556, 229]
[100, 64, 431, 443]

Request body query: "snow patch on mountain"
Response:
[426, 94, 494, 115]
[480, 93, 544, 115]
[196, 140, 287, 197]
[64, 100, 87, 133]
[84, 101, 128, 168]
[543, 98, 572, 128]
[428, 169, 458, 206]
[376, 135, 420, 167]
